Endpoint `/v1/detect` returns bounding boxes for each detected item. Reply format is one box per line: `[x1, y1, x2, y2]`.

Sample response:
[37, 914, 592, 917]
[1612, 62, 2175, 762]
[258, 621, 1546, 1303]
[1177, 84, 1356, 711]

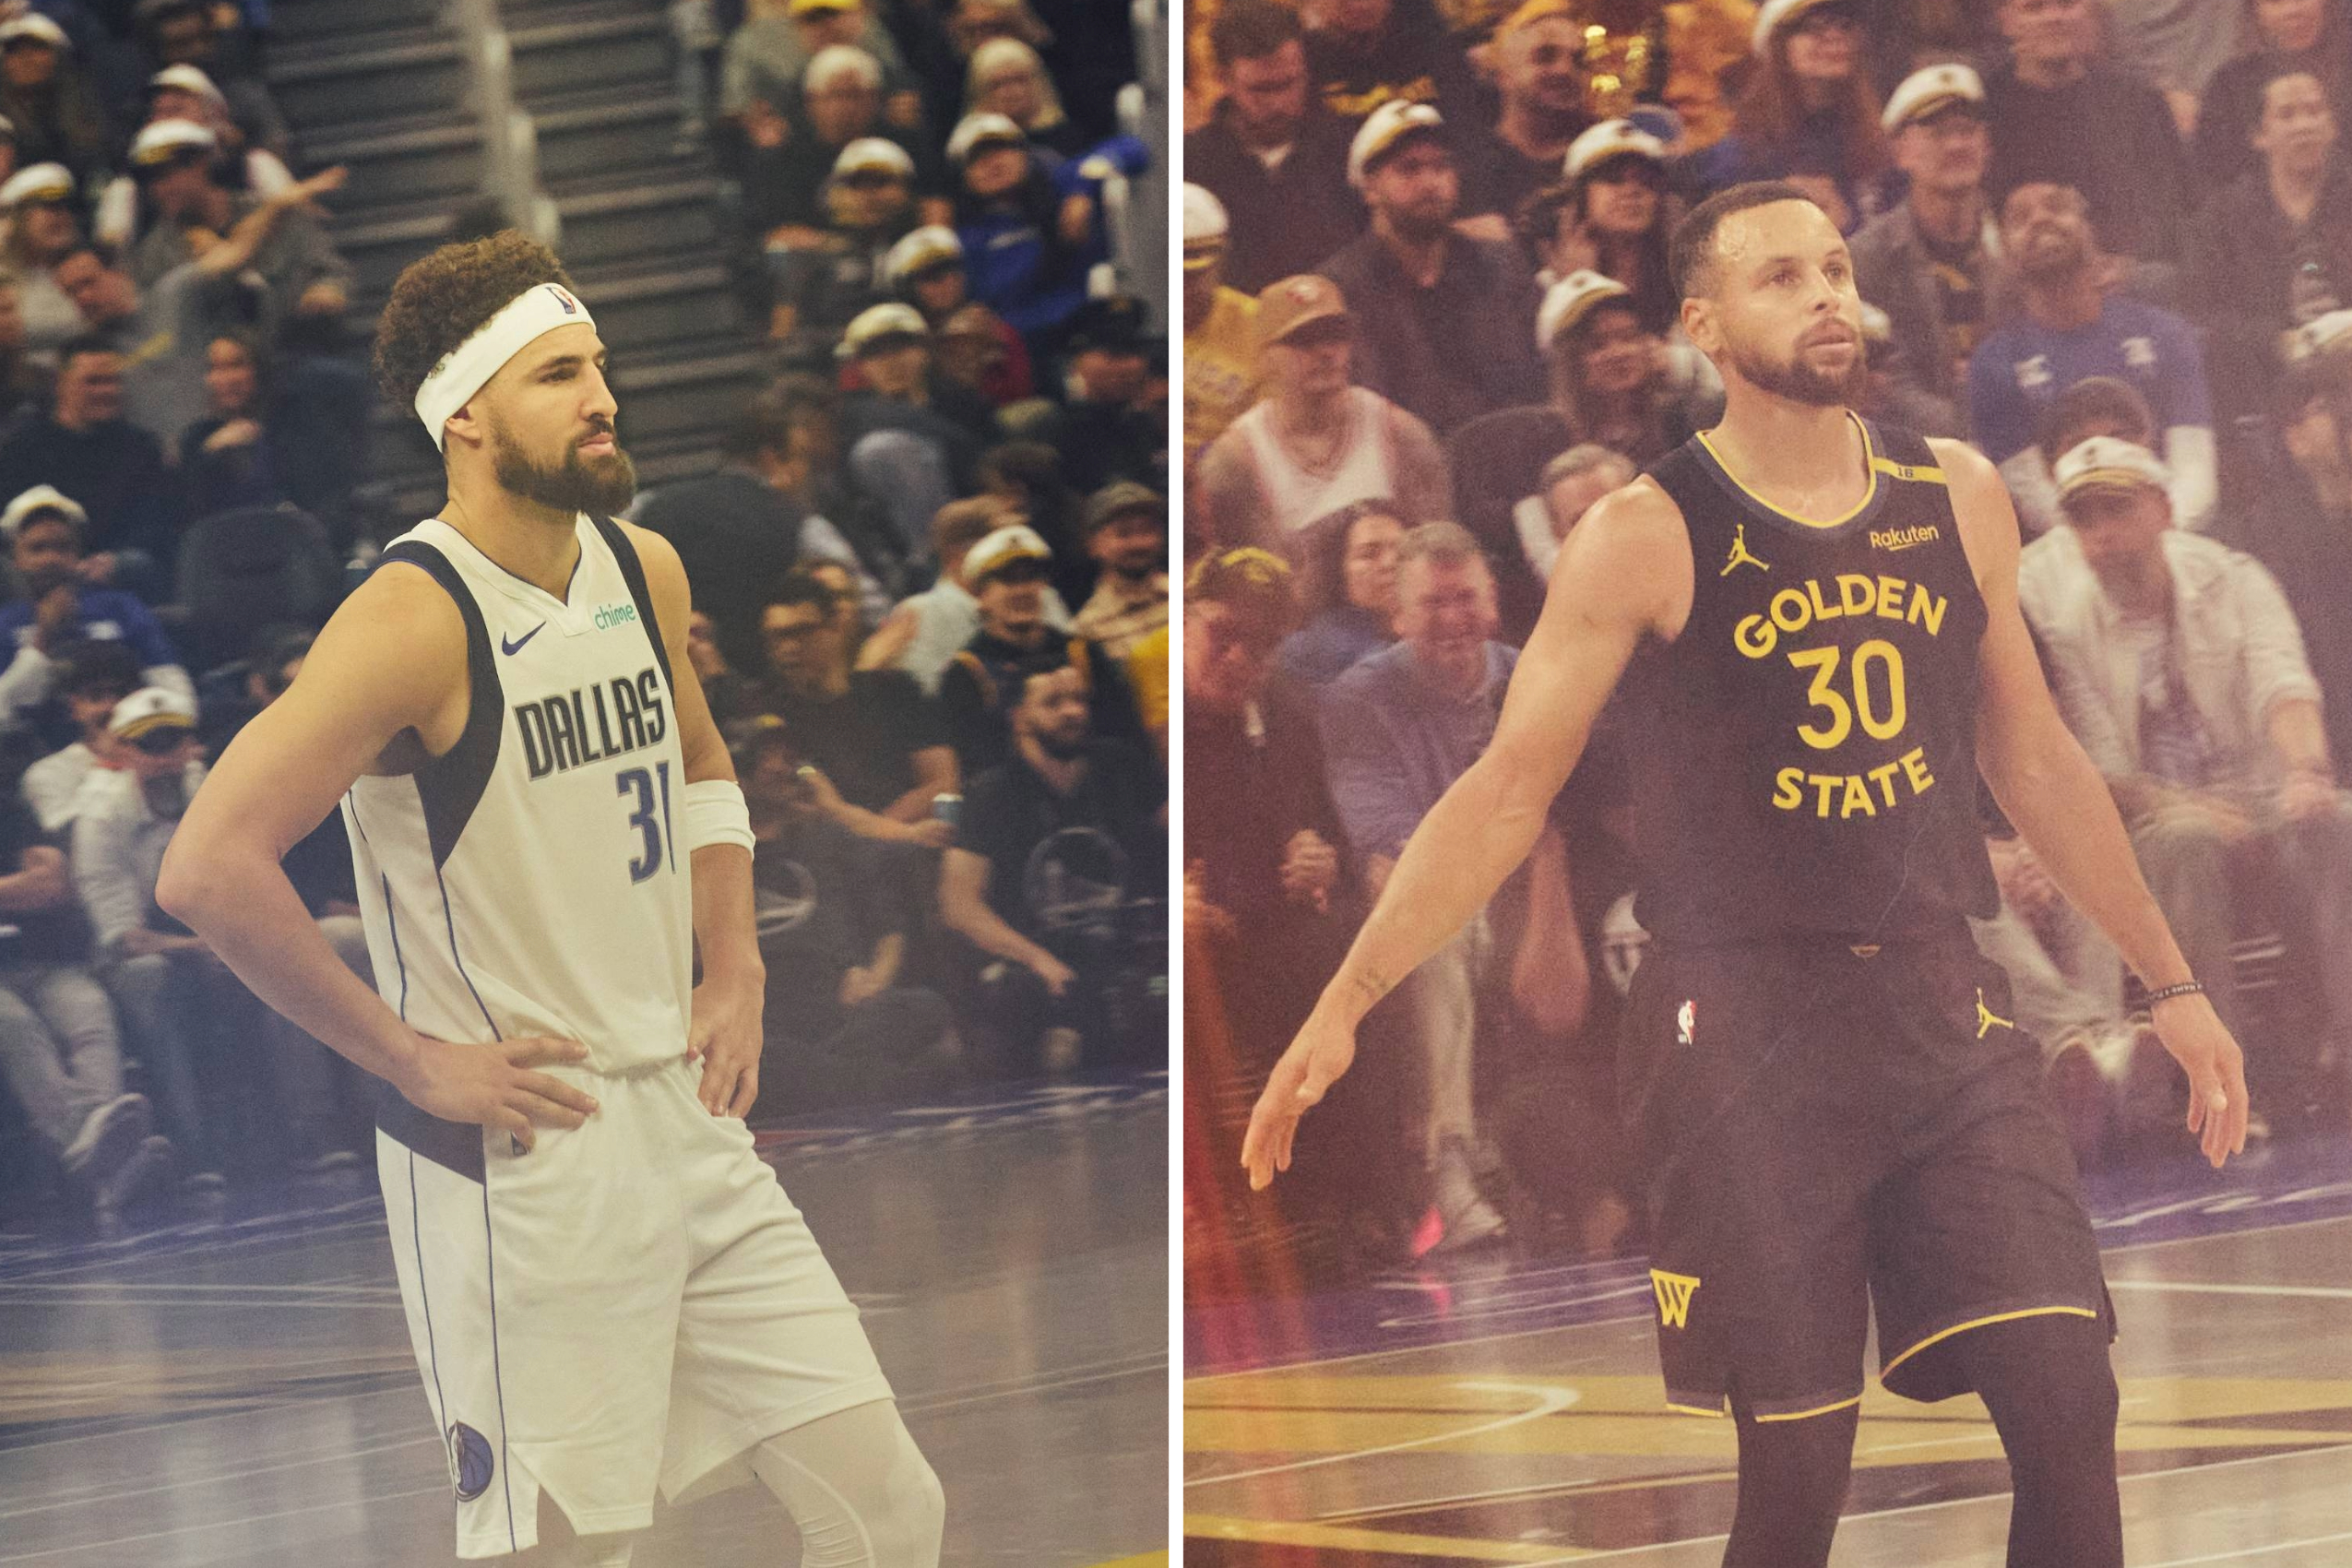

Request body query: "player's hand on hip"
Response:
[1241, 1009, 1356, 1192]
[688, 971, 764, 1119]
[2152, 992, 2250, 1168]
[397, 1033, 598, 1152]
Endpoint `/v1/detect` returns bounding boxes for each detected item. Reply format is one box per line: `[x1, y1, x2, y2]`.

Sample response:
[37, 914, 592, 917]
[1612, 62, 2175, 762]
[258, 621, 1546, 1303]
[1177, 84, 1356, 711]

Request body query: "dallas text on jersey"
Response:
[511, 666, 669, 780]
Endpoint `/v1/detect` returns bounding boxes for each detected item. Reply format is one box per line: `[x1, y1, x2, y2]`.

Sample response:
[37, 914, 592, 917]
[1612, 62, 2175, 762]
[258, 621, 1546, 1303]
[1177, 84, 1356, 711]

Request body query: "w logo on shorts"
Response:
[1651, 1268, 1701, 1330]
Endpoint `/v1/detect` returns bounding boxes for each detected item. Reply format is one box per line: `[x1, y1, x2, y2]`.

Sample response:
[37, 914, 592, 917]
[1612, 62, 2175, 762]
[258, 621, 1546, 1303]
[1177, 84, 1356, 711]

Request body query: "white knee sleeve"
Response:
[751, 1400, 944, 1568]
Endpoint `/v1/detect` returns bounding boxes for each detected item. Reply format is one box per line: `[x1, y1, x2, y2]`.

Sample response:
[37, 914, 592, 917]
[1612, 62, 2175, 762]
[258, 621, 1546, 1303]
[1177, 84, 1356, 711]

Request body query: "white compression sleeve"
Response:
[750, 1400, 944, 1567]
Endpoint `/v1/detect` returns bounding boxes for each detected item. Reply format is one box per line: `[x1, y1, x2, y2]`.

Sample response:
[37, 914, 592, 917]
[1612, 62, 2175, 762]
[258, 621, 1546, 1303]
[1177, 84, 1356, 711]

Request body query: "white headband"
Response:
[414, 282, 596, 450]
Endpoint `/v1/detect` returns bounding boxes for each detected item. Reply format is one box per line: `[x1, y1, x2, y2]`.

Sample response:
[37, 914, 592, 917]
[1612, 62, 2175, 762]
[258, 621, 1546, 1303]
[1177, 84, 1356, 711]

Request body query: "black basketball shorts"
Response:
[1621, 932, 2114, 1421]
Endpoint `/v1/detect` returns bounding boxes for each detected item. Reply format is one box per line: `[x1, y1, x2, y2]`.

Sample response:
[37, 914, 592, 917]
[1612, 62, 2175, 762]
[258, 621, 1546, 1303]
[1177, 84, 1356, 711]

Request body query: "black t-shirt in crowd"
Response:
[633, 469, 809, 661]
[0, 791, 90, 964]
[765, 668, 942, 814]
[752, 809, 893, 1005]
[960, 738, 1165, 945]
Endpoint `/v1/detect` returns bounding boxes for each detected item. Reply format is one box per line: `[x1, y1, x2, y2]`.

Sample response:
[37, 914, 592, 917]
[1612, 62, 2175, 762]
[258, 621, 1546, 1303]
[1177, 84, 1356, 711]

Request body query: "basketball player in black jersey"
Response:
[1241, 183, 2251, 1567]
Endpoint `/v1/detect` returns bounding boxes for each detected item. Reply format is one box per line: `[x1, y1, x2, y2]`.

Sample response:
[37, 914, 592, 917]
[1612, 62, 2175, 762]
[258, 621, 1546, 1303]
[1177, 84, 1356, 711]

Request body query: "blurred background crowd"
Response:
[1182, 0, 2352, 1285]
[0, 0, 1170, 1239]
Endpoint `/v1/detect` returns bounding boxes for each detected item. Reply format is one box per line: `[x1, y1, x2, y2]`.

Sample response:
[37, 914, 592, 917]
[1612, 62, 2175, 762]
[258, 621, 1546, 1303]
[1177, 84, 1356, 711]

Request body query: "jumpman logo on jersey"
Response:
[1651, 1268, 1702, 1329]
[1720, 521, 1769, 576]
[1975, 987, 2013, 1038]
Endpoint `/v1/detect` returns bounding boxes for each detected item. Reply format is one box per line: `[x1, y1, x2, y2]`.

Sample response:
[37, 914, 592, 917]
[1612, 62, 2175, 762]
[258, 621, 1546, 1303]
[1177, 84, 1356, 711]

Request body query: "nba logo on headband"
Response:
[545, 285, 578, 315]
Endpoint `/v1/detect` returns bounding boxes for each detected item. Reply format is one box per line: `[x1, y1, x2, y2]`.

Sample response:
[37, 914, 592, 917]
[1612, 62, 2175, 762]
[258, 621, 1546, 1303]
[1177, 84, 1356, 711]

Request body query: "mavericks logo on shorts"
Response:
[1650, 1269, 1701, 1330]
[449, 1421, 495, 1502]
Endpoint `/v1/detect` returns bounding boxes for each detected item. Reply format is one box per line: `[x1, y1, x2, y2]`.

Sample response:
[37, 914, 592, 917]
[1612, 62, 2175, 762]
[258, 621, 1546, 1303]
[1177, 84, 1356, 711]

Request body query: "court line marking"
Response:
[0, 1481, 453, 1563]
[1184, 1213, 2352, 1387]
[2139, 1529, 2352, 1566]
[1187, 1381, 1580, 1488]
[0, 1433, 442, 1523]
[2108, 1279, 2352, 1300]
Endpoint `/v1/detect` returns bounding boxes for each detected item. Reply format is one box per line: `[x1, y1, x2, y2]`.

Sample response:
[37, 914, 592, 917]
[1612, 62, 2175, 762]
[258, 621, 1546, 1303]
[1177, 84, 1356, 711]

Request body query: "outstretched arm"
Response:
[1944, 439, 2247, 1167]
[1241, 481, 1688, 1187]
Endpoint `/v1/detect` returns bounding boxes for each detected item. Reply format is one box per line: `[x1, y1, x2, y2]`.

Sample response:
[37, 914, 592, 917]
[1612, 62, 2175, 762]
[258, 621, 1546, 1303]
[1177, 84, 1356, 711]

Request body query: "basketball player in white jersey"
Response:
[154, 232, 944, 1566]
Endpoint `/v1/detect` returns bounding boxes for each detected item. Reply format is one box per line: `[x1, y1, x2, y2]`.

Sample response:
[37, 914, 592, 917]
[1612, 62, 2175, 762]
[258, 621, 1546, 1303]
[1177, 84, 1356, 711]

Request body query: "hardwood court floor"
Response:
[0, 1075, 1169, 1567]
[1185, 1134, 2352, 1565]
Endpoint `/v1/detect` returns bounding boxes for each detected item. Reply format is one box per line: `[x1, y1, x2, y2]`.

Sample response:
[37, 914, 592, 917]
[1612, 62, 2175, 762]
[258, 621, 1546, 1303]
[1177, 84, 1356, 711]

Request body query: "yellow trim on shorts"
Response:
[1880, 1305, 2100, 1384]
[1753, 1393, 1864, 1423]
[1665, 1399, 1729, 1419]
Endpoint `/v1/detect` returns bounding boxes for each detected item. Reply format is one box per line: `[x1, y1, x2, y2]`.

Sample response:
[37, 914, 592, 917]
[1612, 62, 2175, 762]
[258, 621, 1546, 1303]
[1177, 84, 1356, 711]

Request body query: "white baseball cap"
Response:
[1752, 0, 1850, 57]
[945, 112, 1026, 166]
[1348, 100, 1444, 188]
[1882, 64, 1986, 133]
[885, 225, 962, 283]
[1182, 183, 1228, 268]
[0, 14, 68, 50]
[109, 686, 198, 741]
[837, 302, 929, 359]
[0, 484, 85, 539]
[963, 523, 1053, 584]
[129, 117, 217, 169]
[2054, 436, 2172, 505]
[1564, 118, 1666, 183]
[148, 63, 225, 106]
[1537, 269, 1633, 350]
[831, 136, 914, 181]
[0, 161, 73, 208]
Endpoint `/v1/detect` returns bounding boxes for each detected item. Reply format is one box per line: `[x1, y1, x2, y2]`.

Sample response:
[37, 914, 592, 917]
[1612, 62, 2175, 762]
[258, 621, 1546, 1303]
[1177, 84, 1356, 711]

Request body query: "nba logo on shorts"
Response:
[449, 1421, 495, 1502]
[1675, 1000, 1696, 1047]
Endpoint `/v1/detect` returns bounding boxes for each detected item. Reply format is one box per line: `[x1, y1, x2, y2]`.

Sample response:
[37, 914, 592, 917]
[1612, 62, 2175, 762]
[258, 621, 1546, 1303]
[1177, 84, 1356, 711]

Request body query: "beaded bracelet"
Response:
[2145, 980, 2205, 1006]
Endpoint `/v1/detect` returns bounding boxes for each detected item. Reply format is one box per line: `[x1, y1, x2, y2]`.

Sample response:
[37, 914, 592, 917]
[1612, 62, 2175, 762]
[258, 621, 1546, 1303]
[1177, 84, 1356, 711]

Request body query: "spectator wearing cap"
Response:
[1970, 181, 2217, 535]
[1317, 519, 1587, 1252]
[887, 223, 1032, 403]
[1183, 545, 1354, 1159]
[858, 494, 1075, 693]
[1071, 481, 1168, 664]
[739, 45, 941, 247]
[1277, 498, 1404, 687]
[1185, 0, 1365, 297]
[1982, 0, 2192, 268]
[1197, 272, 1453, 571]
[0, 349, 190, 605]
[1518, 118, 1675, 333]
[1182, 184, 1261, 468]
[1446, 270, 1710, 637]
[94, 63, 295, 260]
[936, 521, 1143, 778]
[764, 135, 919, 364]
[947, 109, 1111, 350]
[837, 299, 996, 545]
[751, 565, 958, 845]
[2025, 434, 2352, 1070]
[0, 14, 108, 184]
[963, 37, 1086, 159]
[1316, 101, 1545, 435]
[2, 160, 93, 351]
[0, 484, 188, 742]
[1849, 65, 2004, 434]
[1685, 0, 1890, 232]
[1659, 0, 1760, 152]
[722, 0, 923, 133]
[1455, 3, 1594, 232]
[129, 119, 351, 344]
[2195, 0, 2352, 194]
[2188, 64, 2352, 426]
[1302, 0, 1479, 125]
[20, 637, 136, 833]
[135, 0, 288, 162]
[727, 712, 956, 1108]
[1028, 293, 1164, 496]
[0, 267, 37, 429]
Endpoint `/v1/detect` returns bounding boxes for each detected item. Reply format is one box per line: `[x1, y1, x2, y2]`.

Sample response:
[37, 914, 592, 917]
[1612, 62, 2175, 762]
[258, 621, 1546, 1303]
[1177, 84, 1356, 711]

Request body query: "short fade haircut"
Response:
[1209, 0, 1303, 70]
[762, 564, 840, 619]
[1669, 180, 1815, 302]
[373, 231, 576, 419]
[2034, 375, 2156, 469]
[1396, 519, 1487, 572]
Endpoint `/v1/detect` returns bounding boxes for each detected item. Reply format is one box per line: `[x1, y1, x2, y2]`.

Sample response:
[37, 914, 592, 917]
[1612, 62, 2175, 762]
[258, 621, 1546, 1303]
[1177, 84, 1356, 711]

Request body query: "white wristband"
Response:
[683, 778, 754, 852]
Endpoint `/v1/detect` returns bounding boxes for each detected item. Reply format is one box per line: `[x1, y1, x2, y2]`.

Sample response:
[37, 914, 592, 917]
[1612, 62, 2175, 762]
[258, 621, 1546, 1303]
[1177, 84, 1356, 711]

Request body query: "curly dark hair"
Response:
[372, 230, 576, 415]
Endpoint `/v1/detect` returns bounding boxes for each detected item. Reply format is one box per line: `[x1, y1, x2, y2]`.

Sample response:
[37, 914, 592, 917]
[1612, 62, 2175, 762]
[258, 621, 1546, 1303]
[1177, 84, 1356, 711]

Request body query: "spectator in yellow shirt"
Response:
[1182, 184, 1263, 466]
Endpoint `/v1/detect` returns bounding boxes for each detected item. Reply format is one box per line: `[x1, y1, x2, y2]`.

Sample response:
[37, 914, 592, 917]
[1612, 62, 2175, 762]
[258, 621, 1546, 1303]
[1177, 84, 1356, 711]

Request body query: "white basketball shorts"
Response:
[376, 1053, 893, 1558]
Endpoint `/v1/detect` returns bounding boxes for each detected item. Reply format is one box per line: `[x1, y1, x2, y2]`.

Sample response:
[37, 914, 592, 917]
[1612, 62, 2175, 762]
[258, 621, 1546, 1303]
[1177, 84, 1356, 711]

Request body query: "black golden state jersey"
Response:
[1626, 415, 1999, 944]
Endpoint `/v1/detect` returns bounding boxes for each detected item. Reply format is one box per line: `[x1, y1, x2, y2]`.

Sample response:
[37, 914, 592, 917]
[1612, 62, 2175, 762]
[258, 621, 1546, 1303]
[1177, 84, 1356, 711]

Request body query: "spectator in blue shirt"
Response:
[1278, 498, 1402, 687]
[1968, 180, 2216, 536]
[0, 484, 191, 745]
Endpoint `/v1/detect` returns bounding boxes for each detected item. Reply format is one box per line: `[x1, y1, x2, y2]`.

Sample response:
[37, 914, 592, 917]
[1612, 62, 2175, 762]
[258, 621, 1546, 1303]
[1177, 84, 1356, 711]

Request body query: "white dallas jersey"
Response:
[342, 513, 694, 1075]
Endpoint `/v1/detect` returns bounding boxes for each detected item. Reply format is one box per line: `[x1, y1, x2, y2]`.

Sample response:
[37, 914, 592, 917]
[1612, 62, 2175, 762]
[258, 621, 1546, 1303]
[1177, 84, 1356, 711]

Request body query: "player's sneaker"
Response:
[1431, 1143, 1507, 1252]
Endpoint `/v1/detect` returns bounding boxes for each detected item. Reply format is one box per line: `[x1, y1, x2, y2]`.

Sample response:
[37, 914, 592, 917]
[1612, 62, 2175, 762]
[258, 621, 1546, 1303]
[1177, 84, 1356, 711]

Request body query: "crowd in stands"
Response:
[0, 0, 1169, 1237]
[1183, 0, 2352, 1272]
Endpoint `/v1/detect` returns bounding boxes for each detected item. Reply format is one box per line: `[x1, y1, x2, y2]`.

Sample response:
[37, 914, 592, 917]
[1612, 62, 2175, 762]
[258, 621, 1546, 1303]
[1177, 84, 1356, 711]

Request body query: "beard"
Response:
[1032, 724, 1090, 761]
[1387, 205, 1455, 245]
[1725, 335, 1862, 408]
[490, 420, 638, 517]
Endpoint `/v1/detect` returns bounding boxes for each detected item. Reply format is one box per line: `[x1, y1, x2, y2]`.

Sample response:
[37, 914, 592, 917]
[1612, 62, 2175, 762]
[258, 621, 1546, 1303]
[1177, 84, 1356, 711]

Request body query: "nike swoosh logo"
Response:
[501, 622, 547, 656]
